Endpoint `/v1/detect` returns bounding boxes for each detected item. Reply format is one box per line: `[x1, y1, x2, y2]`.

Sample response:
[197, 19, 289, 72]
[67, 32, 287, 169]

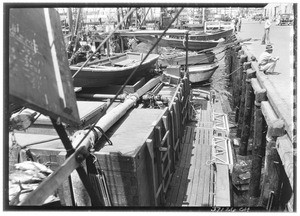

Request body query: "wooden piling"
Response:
[224, 47, 232, 76]
[236, 55, 248, 100]
[260, 101, 286, 210]
[248, 78, 267, 206]
[239, 68, 256, 156]
[228, 46, 241, 100]
[236, 63, 252, 137]
[232, 49, 243, 107]
[234, 55, 248, 121]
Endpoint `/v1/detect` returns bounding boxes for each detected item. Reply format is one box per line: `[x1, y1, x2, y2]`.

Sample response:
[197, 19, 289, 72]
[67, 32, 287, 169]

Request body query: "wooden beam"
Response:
[261, 101, 285, 137]
[276, 135, 294, 190]
[251, 78, 267, 104]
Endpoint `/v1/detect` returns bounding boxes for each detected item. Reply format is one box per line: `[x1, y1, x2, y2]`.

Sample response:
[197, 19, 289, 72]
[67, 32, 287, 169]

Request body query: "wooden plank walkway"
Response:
[165, 124, 214, 206]
[165, 92, 232, 207]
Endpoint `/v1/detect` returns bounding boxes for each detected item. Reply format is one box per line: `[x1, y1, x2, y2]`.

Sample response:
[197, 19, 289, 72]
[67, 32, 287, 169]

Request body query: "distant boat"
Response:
[70, 52, 159, 87]
[159, 51, 215, 67]
[188, 61, 219, 83]
[135, 35, 220, 51]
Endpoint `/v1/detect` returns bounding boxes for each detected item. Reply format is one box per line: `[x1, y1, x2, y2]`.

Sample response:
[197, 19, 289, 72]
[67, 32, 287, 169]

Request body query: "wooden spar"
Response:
[117, 8, 121, 29]
[139, 8, 151, 28]
[18, 76, 161, 206]
[202, 8, 205, 25]
[239, 68, 256, 156]
[94, 76, 161, 133]
[260, 101, 286, 209]
[67, 8, 73, 37]
[73, 8, 82, 52]
[248, 78, 267, 206]
[76, 93, 126, 100]
[72, 8, 136, 78]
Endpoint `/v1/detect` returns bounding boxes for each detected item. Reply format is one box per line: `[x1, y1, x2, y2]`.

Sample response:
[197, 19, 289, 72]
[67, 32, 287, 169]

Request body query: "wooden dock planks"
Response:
[166, 124, 213, 207]
[166, 95, 232, 208]
[215, 164, 231, 206]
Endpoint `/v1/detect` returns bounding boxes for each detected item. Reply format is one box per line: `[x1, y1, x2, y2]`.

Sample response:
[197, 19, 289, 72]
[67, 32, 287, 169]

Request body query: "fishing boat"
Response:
[159, 51, 215, 67]
[188, 61, 219, 83]
[188, 28, 234, 41]
[70, 52, 159, 87]
[135, 35, 220, 51]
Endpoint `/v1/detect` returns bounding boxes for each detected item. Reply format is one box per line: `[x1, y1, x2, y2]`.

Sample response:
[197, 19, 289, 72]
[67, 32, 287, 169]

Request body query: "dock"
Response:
[165, 90, 232, 207]
[225, 19, 294, 210]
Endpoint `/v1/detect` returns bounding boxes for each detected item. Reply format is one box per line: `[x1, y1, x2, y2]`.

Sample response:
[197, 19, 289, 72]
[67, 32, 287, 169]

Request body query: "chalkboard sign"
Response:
[9, 8, 80, 125]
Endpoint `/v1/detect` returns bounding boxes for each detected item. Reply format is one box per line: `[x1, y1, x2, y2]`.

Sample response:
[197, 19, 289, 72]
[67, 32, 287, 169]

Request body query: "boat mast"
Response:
[202, 8, 205, 24]
[73, 8, 82, 52]
[67, 8, 74, 37]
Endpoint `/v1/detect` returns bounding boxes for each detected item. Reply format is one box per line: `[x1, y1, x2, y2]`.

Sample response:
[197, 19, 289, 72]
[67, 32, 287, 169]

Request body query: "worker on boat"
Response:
[258, 44, 279, 75]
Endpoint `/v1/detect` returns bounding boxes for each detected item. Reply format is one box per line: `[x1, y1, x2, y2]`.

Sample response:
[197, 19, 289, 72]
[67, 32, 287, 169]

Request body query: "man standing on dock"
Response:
[258, 44, 279, 74]
[261, 16, 271, 44]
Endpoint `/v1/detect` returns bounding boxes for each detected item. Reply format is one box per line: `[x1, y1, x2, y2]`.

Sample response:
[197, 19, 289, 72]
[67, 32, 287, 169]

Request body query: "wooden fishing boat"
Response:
[159, 51, 215, 67]
[188, 28, 234, 41]
[70, 52, 159, 87]
[188, 61, 219, 83]
[135, 35, 220, 51]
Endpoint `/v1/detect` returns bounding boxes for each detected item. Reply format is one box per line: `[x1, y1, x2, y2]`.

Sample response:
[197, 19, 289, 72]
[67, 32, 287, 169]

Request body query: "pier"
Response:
[225, 19, 294, 210]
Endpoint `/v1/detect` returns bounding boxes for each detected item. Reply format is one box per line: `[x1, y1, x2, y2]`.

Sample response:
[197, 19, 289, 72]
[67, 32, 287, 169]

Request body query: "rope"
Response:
[201, 64, 243, 87]
[95, 126, 113, 146]
[21, 137, 61, 147]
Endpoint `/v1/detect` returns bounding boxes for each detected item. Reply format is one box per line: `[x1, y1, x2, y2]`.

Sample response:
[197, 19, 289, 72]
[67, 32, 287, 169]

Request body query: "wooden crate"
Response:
[23, 101, 107, 135]
[11, 76, 191, 207]
[92, 108, 165, 206]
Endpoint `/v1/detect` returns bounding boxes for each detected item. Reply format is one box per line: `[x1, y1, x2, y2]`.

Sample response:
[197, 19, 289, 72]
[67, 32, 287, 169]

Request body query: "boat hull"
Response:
[189, 28, 234, 41]
[159, 51, 215, 67]
[70, 52, 159, 87]
[136, 35, 219, 51]
[188, 62, 219, 83]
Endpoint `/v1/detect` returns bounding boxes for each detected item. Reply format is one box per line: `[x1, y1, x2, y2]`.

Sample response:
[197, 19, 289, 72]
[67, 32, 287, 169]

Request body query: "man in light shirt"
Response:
[258, 45, 279, 74]
[261, 16, 271, 45]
